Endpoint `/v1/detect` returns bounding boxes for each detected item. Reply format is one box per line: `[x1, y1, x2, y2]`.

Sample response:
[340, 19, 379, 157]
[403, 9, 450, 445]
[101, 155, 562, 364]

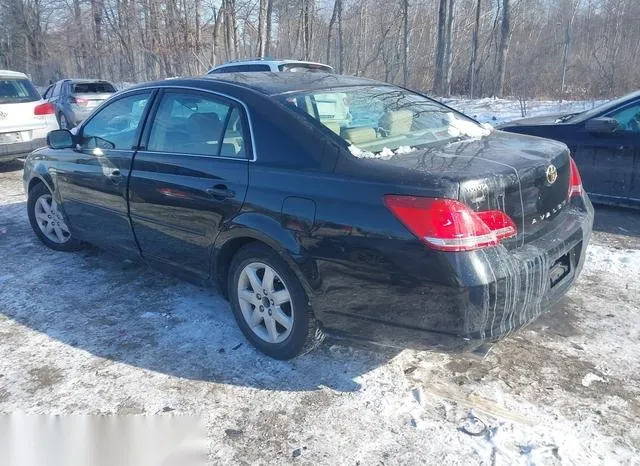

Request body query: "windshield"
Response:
[0, 77, 41, 104]
[278, 63, 334, 73]
[72, 82, 116, 94]
[280, 85, 489, 157]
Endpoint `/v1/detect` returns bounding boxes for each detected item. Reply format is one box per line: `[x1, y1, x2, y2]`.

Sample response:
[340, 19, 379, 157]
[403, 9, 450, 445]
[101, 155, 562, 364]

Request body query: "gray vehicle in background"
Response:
[43, 79, 116, 129]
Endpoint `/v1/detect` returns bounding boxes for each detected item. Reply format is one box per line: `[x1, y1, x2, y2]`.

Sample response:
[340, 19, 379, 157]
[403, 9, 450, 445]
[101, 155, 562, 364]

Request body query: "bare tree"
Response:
[494, 0, 510, 97]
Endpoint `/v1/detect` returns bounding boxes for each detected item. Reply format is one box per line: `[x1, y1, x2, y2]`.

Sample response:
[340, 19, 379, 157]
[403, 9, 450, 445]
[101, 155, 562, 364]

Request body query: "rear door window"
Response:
[0, 78, 41, 104]
[146, 91, 250, 158]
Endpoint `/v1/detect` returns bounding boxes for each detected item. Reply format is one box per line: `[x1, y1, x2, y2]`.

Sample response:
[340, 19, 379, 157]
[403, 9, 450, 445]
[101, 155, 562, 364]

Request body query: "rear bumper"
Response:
[314, 194, 594, 352]
[0, 138, 46, 162]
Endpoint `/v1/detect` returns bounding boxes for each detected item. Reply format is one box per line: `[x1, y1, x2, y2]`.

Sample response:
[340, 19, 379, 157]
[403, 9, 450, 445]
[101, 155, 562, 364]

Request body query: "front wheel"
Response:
[228, 243, 324, 359]
[27, 183, 83, 251]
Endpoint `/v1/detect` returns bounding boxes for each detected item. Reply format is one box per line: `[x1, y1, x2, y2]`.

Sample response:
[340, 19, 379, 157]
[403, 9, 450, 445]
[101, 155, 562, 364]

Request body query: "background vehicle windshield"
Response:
[278, 63, 334, 73]
[0, 77, 41, 104]
[280, 85, 487, 154]
[72, 81, 116, 93]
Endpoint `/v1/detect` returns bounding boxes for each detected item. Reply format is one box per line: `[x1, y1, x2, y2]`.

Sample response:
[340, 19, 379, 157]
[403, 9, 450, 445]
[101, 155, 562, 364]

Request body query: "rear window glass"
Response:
[0, 78, 41, 104]
[72, 82, 116, 94]
[280, 85, 489, 156]
[278, 63, 333, 73]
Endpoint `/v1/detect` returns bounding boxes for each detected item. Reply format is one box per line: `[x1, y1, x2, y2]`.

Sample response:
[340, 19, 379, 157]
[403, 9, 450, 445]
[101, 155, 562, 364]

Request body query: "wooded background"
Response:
[1, 0, 638, 99]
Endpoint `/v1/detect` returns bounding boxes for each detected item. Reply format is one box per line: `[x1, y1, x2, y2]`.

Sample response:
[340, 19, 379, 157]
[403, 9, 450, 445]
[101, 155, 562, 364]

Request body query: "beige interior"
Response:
[379, 109, 413, 136]
[323, 121, 341, 135]
[340, 127, 377, 145]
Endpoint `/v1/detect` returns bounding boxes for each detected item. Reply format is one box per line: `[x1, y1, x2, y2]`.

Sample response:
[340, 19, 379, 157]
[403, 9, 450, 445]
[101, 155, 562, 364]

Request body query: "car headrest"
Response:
[379, 109, 413, 136]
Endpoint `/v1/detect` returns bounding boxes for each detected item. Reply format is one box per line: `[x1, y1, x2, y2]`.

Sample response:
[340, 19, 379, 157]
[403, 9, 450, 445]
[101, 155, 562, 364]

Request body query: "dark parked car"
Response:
[500, 91, 640, 208]
[42, 79, 117, 129]
[23, 73, 593, 359]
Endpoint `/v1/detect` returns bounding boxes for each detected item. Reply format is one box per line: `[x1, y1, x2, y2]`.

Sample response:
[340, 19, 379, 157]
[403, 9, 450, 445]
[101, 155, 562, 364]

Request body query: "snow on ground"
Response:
[1, 161, 640, 465]
[442, 97, 606, 125]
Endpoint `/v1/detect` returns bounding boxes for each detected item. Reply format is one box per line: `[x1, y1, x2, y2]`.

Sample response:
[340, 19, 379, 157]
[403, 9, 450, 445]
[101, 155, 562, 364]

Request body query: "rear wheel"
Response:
[27, 183, 83, 251]
[58, 113, 69, 129]
[228, 243, 324, 359]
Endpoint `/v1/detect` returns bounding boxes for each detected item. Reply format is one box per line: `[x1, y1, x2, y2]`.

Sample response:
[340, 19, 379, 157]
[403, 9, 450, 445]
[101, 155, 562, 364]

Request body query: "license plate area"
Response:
[549, 251, 571, 288]
[0, 132, 22, 144]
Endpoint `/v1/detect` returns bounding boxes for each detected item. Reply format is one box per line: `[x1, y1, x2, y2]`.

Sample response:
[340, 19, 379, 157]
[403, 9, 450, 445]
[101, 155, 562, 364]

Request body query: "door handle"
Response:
[206, 184, 235, 199]
[107, 169, 121, 183]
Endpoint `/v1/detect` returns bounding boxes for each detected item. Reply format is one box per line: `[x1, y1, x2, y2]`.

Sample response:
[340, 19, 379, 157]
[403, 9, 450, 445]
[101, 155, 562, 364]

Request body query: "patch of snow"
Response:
[581, 373, 606, 387]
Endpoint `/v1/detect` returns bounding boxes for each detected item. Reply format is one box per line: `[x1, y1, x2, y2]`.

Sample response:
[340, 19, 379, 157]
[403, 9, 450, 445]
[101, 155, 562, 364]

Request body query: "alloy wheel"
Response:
[33, 194, 71, 244]
[237, 262, 294, 344]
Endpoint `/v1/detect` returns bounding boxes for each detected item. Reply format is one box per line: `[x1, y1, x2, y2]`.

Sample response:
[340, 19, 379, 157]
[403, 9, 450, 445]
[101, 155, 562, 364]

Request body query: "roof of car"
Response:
[203, 72, 386, 96]
[127, 72, 388, 97]
[211, 58, 333, 69]
[0, 69, 29, 79]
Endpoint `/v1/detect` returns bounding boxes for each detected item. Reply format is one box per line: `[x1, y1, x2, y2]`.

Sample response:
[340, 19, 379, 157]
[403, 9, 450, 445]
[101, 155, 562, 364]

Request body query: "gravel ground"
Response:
[1, 159, 640, 465]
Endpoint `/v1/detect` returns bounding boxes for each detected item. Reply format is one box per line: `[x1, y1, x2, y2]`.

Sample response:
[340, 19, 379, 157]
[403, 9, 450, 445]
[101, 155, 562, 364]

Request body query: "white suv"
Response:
[0, 70, 58, 163]
[207, 58, 334, 74]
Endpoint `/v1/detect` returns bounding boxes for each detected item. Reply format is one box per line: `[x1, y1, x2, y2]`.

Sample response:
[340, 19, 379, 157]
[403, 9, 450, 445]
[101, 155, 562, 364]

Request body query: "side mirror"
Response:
[47, 129, 74, 149]
[585, 117, 619, 135]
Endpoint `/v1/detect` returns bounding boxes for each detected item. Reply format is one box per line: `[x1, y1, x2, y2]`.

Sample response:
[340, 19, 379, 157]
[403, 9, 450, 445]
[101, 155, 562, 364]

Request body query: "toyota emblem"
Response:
[0, 110, 7, 120]
[546, 164, 558, 185]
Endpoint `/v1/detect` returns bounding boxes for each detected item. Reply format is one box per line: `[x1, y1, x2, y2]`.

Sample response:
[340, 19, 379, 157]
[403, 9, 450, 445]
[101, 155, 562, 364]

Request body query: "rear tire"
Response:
[27, 183, 83, 252]
[228, 243, 324, 359]
[58, 113, 69, 129]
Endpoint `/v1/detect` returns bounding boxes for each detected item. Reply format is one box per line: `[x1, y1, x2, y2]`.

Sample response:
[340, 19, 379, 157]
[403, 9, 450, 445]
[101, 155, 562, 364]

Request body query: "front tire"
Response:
[27, 183, 83, 251]
[228, 243, 324, 359]
[58, 113, 69, 129]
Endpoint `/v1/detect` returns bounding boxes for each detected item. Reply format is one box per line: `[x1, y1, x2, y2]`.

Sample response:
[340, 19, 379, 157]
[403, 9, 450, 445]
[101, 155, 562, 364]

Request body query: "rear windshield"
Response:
[280, 85, 489, 157]
[0, 78, 41, 104]
[278, 63, 334, 73]
[72, 82, 116, 94]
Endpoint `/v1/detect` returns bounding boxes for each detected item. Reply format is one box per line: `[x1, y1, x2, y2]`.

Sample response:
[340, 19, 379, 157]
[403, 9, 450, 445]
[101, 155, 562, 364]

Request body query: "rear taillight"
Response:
[34, 103, 55, 115]
[384, 195, 517, 252]
[70, 97, 89, 106]
[568, 157, 583, 198]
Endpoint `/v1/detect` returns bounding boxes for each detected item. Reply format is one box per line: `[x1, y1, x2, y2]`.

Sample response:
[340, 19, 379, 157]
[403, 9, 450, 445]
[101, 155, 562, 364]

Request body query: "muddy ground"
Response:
[1, 160, 639, 465]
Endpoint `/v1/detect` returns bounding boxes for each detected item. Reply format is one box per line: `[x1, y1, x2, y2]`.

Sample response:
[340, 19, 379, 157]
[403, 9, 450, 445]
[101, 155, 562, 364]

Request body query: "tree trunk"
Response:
[469, 0, 481, 97]
[443, 0, 454, 96]
[433, 0, 447, 94]
[257, 0, 270, 57]
[402, 0, 409, 87]
[495, 0, 510, 97]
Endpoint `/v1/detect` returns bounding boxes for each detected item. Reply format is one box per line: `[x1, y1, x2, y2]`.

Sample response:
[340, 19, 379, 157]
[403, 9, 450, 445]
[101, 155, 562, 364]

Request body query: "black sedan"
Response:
[23, 73, 594, 359]
[500, 91, 640, 208]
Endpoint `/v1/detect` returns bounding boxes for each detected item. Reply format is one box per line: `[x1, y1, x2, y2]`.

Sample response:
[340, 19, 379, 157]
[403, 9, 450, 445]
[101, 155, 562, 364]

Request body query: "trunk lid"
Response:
[348, 131, 571, 248]
[70, 92, 114, 109]
[0, 100, 49, 139]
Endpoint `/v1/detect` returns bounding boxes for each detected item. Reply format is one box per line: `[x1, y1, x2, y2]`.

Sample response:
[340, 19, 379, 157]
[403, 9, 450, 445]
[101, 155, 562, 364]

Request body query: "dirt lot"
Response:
[1, 160, 639, 465]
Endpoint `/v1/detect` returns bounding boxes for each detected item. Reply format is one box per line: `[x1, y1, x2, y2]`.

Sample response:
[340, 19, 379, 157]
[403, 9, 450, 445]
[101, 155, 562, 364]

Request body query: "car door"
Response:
[54, 90, 155, 257]
[128, 88, 250, 279]
[572, 99, 640, 204]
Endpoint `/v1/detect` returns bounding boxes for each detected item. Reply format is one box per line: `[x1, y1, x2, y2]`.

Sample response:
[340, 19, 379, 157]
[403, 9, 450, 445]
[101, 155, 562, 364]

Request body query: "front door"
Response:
[55, 90, 154, 256]
[128, 89, 250, 278]
[572, 99, 640, 205]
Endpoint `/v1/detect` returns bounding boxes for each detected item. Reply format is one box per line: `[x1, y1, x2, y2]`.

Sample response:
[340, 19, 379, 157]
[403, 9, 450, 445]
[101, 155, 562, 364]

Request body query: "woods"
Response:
[0, 0, 638, 99]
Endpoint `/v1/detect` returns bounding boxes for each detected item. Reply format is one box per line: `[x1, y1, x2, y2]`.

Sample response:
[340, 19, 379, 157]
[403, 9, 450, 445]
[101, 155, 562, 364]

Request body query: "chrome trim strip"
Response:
[116, 85, 258, 162]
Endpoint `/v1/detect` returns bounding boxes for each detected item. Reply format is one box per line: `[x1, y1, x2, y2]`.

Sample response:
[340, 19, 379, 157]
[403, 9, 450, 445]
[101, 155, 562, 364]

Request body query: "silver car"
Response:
[43, 79, 116, 129]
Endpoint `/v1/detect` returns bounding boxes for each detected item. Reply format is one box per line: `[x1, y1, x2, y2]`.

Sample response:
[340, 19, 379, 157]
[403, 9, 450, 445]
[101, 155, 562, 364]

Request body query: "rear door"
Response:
[54, 90, 155, 256]
[572, 99, 640, 204]
[128, 88, 250, 278]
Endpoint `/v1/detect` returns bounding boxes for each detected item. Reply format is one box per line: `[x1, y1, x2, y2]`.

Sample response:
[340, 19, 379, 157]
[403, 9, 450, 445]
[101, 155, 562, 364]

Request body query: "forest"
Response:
[1, 0, 638, 99]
